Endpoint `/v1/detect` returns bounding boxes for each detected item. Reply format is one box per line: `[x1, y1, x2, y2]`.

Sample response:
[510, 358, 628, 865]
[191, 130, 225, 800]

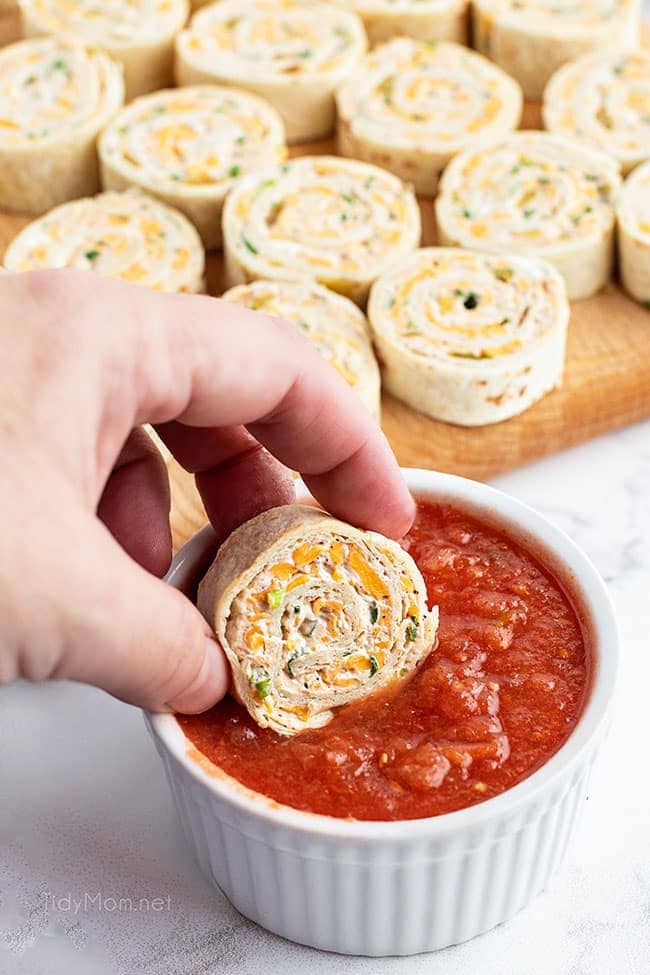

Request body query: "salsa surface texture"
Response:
[179, 502, 590, 821]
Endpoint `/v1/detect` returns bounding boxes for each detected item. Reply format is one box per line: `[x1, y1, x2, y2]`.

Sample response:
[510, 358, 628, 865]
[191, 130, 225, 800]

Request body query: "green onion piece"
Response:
[406, 616, 419, 642]
[463, 292, 479, 310]
[341, 192, 354, 204]
[369, 655, 379, 677]
[462, 208, 472, 219]
[287, 652, 300, 678]
[241, 234, 258, 255]
[369, 601, 379, 624]
[267, 588, 284, 609]
[523, 208, 535, 219]
[85, 250, 100, 261]
[229, 164, 241, 178]
[251, 670, 271, 699]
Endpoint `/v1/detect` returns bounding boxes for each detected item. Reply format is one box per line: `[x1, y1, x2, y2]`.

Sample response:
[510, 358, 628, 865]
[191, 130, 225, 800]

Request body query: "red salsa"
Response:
[179, 502, 591, 820]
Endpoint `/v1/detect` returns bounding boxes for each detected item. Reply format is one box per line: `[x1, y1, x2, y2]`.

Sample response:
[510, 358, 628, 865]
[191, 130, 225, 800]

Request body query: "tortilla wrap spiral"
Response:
[222, 279, 381, 418]
[435, 131, 621, 300]
[222, 155, 421, 306]
[368, 247, 569, 426]
[0, 35, 123, 213]
[19, 0, 189, 99]
[175, 0, 366, 143]
[198, 504, 438, 736]
[4, 188, 205, 293]
[336, 38, 522, 195]
[472, 0, 641, 101]
[543, 49, 650, 176]
[617, 159, 650, 306]
[99, 85, 286, 249]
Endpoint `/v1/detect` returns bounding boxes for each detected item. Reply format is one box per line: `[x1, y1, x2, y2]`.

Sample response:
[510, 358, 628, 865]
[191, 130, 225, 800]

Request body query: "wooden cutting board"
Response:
[1, 12, 649, 549]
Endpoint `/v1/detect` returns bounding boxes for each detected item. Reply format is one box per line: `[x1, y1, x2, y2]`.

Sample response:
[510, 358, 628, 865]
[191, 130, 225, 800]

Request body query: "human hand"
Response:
[0, 270, 413, 714]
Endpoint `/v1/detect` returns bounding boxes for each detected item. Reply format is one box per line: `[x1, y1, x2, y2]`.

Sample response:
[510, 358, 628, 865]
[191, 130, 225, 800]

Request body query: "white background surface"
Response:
[1, 418, 649, 974]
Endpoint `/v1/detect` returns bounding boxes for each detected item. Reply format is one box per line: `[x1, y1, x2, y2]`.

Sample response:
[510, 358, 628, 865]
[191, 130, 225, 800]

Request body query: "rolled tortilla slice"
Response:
[338, 0, 467, 46]
[99, 86, 286, 250]
[175, 0, 366, 143]
[0, 36, 123, 214]
[222, 279, 381, 418]
[435, 131, 621, 300]
[472, 0, 641, 101]
[3, 189, 205, 293]
[198, 504, 438, 736]
[336, 38, 522, 196]
[617, 160, 650, 306]
[19, 0, 189, 100]
[222, 155, 421, 306]
[368, 247, 569, 426]
[543, 49, 650, 176]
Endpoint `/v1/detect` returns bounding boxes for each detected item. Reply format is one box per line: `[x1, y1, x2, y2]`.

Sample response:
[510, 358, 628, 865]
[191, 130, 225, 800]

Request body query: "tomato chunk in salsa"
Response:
[179, 502, 590, 821]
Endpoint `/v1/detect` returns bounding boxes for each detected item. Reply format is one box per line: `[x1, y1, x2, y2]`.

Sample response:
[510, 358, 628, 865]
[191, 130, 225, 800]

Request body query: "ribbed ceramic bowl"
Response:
[145, 469, 618, 956]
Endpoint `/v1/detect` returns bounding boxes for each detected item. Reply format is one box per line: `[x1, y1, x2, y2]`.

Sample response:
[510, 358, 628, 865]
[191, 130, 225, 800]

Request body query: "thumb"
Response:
[55, 515, 230, 712]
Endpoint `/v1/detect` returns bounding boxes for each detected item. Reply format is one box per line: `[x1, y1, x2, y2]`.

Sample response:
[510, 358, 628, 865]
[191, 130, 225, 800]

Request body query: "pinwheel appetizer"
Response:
[3, 189, 204, 292]
[339, 0, 468, 46]
[19, 0, 189, 99]
[198, 504, 438, 736]
[617, 160, 650, 306]
[222, 156, 421, 305]
[368, 248, 569, 426]
[336, 38, 522, 195]
[472, 0, 641, 101]
[435, 132, 621, 300]
[223, 279, 381, 417]
[99, 86, 286, 250]
[175, 0, 366, 142]
[543, 49, 650, 176]
[0, 36, 123, 213]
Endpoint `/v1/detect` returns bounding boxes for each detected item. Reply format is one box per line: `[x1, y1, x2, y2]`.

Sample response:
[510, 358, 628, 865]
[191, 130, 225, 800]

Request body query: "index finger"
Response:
[135, 289, 414, 539]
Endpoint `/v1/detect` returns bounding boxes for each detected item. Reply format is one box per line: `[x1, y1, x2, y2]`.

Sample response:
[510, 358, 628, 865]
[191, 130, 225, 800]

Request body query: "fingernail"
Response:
[166, 636, 230, 714]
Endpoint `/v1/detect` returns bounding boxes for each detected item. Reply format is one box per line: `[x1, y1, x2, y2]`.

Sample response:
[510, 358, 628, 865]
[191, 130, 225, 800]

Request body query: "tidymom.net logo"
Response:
[41, 891, 172, 914]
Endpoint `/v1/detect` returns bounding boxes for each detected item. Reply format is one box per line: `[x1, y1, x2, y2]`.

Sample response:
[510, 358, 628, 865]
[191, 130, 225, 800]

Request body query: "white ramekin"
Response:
[145, 469, 618, 956]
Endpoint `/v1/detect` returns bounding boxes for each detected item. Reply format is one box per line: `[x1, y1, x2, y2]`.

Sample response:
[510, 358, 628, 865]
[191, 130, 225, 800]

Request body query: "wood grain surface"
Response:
[1, 13, 649, 550]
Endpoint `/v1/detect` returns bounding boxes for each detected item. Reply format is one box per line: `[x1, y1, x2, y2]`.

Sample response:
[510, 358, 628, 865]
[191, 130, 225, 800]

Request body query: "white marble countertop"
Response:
[1, 420, 649, 975]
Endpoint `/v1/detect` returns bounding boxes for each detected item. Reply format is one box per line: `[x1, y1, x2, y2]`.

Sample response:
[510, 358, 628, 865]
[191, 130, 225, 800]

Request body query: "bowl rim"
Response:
[146, 468, 618, 840]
